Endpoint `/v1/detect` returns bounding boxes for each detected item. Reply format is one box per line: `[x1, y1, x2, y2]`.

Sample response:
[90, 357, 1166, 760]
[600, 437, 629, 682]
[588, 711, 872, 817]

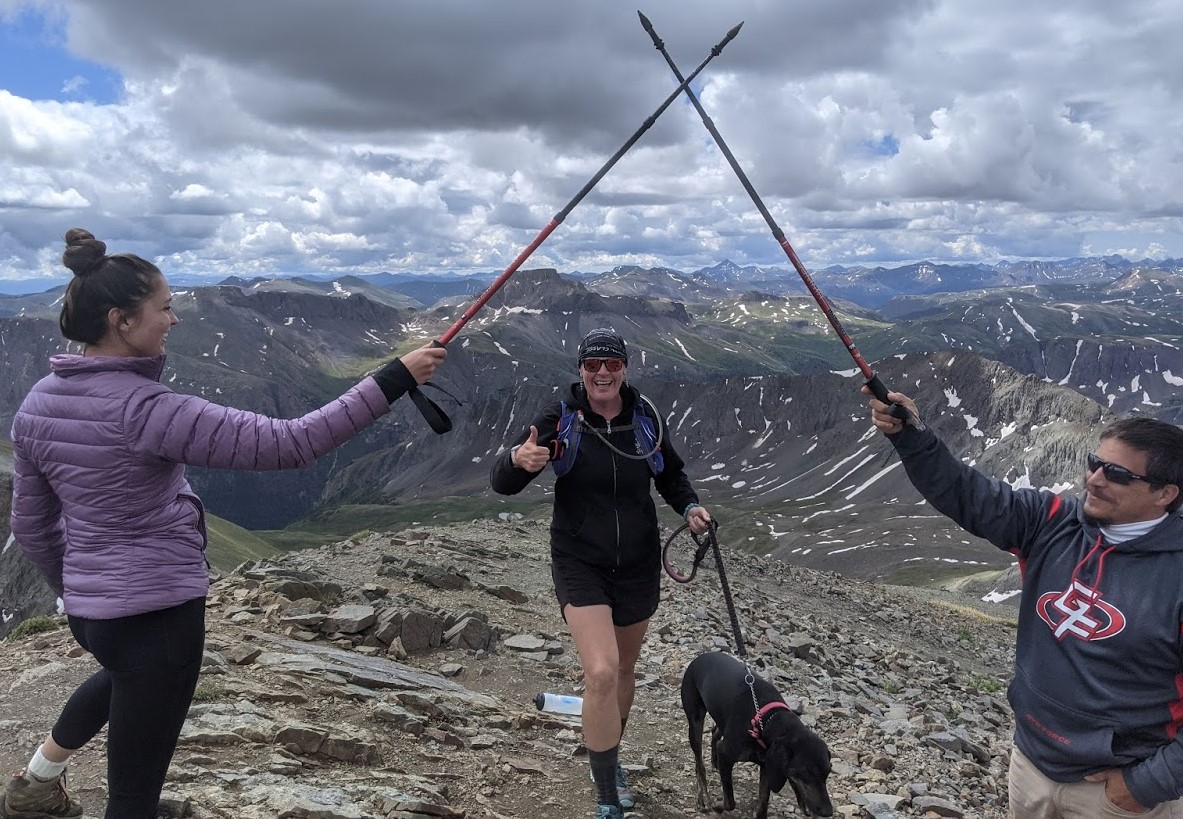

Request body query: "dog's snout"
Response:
[791, 780, 834, 819]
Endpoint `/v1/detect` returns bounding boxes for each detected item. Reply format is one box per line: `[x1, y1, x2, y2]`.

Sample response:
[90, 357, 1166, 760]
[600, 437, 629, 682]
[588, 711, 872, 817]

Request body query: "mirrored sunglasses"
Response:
[1086, 453, 1156, 485]
[581, 358, 624, 373]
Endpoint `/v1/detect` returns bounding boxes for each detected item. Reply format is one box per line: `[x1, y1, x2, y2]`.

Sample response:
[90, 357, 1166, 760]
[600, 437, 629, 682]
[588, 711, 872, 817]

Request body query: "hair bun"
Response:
[62, 228, 107, 277]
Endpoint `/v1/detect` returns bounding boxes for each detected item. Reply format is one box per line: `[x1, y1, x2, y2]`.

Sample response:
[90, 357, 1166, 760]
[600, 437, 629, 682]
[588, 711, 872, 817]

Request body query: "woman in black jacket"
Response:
[490, 328, 711, 819]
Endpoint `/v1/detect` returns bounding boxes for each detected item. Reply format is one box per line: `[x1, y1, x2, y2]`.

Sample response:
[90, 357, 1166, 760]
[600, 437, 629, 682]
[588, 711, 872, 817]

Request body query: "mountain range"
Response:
[1, 256, 1180, 632]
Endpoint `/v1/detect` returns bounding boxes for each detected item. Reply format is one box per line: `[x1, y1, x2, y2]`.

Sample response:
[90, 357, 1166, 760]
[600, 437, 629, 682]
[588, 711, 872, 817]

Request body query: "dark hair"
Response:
[59, 228, 162, 345]
[1101, 417, 1183, 512]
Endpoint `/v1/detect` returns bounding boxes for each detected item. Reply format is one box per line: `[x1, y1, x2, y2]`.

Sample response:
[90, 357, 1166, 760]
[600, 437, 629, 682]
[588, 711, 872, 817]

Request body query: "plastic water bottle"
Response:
[534, 692, 583, 715]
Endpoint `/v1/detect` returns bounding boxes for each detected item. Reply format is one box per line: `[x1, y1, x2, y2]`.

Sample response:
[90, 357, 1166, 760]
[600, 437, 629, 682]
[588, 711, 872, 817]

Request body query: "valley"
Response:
[2, 256, 1181, 635]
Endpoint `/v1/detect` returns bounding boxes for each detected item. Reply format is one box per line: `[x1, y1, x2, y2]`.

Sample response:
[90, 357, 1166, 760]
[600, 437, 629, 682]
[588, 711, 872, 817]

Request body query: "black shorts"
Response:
[551, 555, 660, 627]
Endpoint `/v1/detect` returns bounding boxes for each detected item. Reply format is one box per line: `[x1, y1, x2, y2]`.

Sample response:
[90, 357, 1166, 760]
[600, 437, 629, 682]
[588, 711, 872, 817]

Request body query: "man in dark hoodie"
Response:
[491, 328, 711, 819]
[866, 387, 1183, 818]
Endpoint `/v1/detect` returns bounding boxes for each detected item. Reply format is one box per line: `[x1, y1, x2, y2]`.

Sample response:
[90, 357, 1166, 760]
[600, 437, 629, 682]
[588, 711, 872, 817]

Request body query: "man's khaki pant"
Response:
[1009, 746, 1183, 818]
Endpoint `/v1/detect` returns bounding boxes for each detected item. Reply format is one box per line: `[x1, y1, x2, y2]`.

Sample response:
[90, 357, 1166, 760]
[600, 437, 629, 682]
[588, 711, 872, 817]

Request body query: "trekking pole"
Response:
[638, 12, 909, 420]
[436, 21, 744, 350]
[407, 20, 744, 435]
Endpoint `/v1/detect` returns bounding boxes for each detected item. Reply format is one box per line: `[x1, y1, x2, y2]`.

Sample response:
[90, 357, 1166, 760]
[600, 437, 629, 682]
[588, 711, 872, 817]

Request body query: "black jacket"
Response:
[489, 382, 699, 570]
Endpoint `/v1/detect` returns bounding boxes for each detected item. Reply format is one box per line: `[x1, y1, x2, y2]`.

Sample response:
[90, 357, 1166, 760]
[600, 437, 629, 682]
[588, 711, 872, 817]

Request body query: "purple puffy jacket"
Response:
[10, 353, 391, 619]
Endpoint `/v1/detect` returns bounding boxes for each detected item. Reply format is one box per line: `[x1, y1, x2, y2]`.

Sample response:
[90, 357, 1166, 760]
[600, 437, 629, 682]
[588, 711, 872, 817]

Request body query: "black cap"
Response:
[577, 328, 628, 365]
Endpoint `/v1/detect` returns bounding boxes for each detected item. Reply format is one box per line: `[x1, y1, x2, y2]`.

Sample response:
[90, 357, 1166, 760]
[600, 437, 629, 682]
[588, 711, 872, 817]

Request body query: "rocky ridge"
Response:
[1, 519, 1018, 818]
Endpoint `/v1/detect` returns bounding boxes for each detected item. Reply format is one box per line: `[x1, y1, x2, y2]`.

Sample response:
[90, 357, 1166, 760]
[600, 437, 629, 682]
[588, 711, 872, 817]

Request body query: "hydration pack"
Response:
[551, 396, 664, 477]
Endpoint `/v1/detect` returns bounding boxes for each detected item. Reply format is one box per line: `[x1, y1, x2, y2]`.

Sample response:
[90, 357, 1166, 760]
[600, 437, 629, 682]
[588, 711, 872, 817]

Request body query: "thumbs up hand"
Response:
[511, 425, 550, 473]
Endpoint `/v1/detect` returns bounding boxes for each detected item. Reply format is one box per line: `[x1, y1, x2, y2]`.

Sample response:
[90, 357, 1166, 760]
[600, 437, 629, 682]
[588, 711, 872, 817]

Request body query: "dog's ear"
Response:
[765, 743, 791, 793]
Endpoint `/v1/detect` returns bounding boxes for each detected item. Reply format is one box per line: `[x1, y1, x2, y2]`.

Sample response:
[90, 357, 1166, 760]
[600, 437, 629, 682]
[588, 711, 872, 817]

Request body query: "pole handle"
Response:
[405, 339, 453, 434]
[864, 374, 910, 421]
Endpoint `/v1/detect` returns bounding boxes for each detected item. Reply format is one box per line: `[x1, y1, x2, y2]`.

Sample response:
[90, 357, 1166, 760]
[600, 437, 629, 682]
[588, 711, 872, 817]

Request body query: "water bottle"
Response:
[534, 692, 583, 715]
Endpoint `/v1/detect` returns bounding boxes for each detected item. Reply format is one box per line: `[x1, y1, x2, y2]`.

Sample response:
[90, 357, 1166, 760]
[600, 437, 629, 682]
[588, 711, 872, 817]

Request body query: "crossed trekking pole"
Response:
[409, 20, 744, 434]
[411, 12, 906, 434]
[637, 12, 908, 420]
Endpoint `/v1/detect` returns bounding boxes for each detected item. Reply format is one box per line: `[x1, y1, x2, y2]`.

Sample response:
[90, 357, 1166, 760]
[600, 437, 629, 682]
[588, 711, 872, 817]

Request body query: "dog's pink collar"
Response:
[748, 701, 792, 749]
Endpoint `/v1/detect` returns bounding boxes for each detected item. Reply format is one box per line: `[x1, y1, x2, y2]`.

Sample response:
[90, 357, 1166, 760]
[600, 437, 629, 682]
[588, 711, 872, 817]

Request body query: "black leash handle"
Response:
[662, 520, 747, 657]
[662, 523, 713, 583]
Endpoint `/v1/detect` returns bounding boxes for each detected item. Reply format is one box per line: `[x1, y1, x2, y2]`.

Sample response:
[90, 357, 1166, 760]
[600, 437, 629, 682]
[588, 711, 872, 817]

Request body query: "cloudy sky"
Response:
[1, 0, 1181, 283]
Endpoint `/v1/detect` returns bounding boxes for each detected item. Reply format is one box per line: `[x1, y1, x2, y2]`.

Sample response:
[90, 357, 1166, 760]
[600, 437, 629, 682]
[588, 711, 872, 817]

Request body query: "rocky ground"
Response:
[0, 519, 1018, 818]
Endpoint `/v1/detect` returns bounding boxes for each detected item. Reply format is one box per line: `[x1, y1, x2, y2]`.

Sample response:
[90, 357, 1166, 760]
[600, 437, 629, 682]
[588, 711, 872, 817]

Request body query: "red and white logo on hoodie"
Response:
[1036, 580, 1127, 641]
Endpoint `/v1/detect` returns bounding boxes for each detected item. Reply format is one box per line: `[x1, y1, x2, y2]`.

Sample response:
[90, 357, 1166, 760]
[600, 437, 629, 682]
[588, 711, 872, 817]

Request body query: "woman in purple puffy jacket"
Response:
[3, 228, 446, 819]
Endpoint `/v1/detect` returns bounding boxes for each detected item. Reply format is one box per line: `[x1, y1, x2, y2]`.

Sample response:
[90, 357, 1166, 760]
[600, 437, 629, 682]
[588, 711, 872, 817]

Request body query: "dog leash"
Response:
[662, 520, 747, 657]
[664, 521, 784, 743]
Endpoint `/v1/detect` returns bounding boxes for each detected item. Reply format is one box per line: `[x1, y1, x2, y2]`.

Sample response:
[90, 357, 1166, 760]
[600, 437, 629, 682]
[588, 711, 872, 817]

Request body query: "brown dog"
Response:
[680, 652, 834, 818]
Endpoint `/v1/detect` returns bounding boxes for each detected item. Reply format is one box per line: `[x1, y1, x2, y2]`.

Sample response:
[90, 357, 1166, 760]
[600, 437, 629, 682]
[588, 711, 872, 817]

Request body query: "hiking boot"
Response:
[1, 769, 84, 818]
[614, 766, 635, 810]
[594, 805, 623, 819]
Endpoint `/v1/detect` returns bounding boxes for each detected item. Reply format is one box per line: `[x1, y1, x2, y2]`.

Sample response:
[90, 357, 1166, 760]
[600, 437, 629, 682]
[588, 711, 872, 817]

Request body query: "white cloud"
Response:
[170, 184, 215, 200]
[60, 75, 87, 95]
[0, 0, 1181, 281]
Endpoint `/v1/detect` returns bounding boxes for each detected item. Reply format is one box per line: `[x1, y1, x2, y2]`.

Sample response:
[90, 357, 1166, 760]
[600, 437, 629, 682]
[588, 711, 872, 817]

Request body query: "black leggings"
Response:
[52, 597, 205, 819]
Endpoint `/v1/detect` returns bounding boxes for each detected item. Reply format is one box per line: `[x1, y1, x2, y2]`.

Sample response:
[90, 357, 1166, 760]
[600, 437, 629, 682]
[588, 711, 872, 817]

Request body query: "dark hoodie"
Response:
[891, 425, 1183, 808]
[489, 382, 699, 570]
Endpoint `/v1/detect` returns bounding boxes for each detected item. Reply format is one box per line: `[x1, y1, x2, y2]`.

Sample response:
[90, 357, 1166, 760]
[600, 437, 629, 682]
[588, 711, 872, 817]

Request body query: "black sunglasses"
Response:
[581, 358, 624, 373]
[1086, 453, 1159, 486]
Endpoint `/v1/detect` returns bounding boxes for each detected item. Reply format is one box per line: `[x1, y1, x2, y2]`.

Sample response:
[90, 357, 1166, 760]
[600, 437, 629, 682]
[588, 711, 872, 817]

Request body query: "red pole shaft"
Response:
[776, 238, 875, 381]
[638, 11, 894, 407]
[432, 20, 743, 349]
[437, 220, 559, 345]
